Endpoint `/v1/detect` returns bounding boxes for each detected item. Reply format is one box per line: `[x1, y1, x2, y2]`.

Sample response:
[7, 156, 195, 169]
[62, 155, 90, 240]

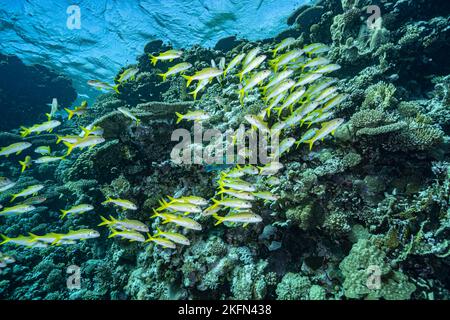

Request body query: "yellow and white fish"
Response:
[149, 49, 183, 66]
[272, 137, 296, 158]
[303, 43, 330, 55]
[18, 196, 46, 206]
[108, 228, 146, 242]
[182, 67, 223, 87]
[217, 187, 256, 201]
[219, 178, 256, 192]
[0, 177, 16, 193]
[117, 107, 141, 126]
[156, 199, 202, 214]
[20, 120, 61, 137]
[273, 87, 306, 116]
[0, 234, 36, 247]
[63, 135, 105, 155]
[258, 161, 284, 176]
[270, 49, 304, 72]
[265, 79, 295, 102]
[242, 47, 261, 67]
[10, 184, 44, 202]
[98, 215, 149, 233]
[223, 53, 245, 77]
[117, 67, 139, 83]
[321, 94, 347, 113]
[303, 118, 344, 150]
[102, 197, 138, 210]
[262, 69, 294, 94]
[212, 197, 253, 209]
[301, 57, 331, 70]
[158, 62, 192, 81]
[212, 212, 262, 226]
[65, 101, 88, 120]
[166, 195, 208, 206]
[145, 233, 176, 248]
[315, 64, 341, 75]
[56, 134, 81, 144]
[0, 204, 36, 216]
[19, 156, 32, 173]
[252, 191, 280, 201]
[153, 227, 190, 246]
[188, 78, 209, 100]
[79, 125, 104, 137]
[244, 115, 270, 134]
[151, 210, 202, 230]
[271, 37, 296, 57]
[60, 204, 94, 219]
[52, 229, 100, 243]
[238, 55, 266, 81]
[175, 110, 210, 124]
[34, 156, 65, 164]
[293, 72, 323, 88]
[87, 80, 118, 93]
[34, 146, 51, 155]
[238, 70, 272, 104]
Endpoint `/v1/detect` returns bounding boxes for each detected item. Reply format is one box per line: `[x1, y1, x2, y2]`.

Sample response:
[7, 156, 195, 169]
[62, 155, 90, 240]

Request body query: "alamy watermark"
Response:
[366, 265, 382, 290]
[67, 264, 81, 290]
[66, 5, 81, 30]
[170, 123, 279, 165]
[367, 5, 382, 30]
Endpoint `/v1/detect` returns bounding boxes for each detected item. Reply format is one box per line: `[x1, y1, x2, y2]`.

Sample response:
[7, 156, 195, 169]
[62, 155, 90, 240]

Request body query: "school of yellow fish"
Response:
[0, 38, 346, 253]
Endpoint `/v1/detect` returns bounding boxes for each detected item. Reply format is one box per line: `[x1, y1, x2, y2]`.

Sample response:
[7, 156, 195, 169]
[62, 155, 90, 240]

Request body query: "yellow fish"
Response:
[148, 49, 183, 66]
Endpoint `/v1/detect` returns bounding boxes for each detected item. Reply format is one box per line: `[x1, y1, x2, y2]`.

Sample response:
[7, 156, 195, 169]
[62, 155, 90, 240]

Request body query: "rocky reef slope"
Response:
[0, 0, 449, 300]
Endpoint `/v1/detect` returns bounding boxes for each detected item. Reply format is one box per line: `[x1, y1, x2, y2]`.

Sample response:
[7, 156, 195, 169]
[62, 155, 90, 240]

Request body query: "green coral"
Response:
[339, 237, 416, 300]
[276, 273, 312, 300]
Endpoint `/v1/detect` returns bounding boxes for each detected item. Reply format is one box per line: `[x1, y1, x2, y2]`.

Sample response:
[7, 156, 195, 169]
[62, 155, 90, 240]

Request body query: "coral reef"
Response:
[0, 0, 449, 300]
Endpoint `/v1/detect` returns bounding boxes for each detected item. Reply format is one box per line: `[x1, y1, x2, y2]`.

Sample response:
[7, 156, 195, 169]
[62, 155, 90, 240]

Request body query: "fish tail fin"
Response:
[239, 88, 245, 105]
[145, 233, 154, 242]
[175, 112, 184, 124]
[80, 126, 91, 136]
[55, 135, 63, 144]
[0, 234, 11, 245]
[64, 108, 74, 120]
[154, 226, 162, 237]
[188, 89, 198, 100]
[158, 73, 167, 81]
[149, 54, 158, 66]
[19, 159, 28, 173]
[98, 215, 111, 226]
[216, 185, 225, 195]
[181, 75, 193, 87]
[50, 234, 62, 246]
[112, 84, 120, 94]
[59, 209, 68, 219]
[238, 72, 244, 82]
[62, 141, 74, 156]
[212, 214, 224, 226]
[150, 208, 160, 218]
[108, 228, 118, 239]
[304, 139, 314, 151]
[20, 126, 30, 138]
[45, 113, 52, 121]
[9, 194, 17, 203]
[101, 197, 112, 205]
[28, 233, 39, 242]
